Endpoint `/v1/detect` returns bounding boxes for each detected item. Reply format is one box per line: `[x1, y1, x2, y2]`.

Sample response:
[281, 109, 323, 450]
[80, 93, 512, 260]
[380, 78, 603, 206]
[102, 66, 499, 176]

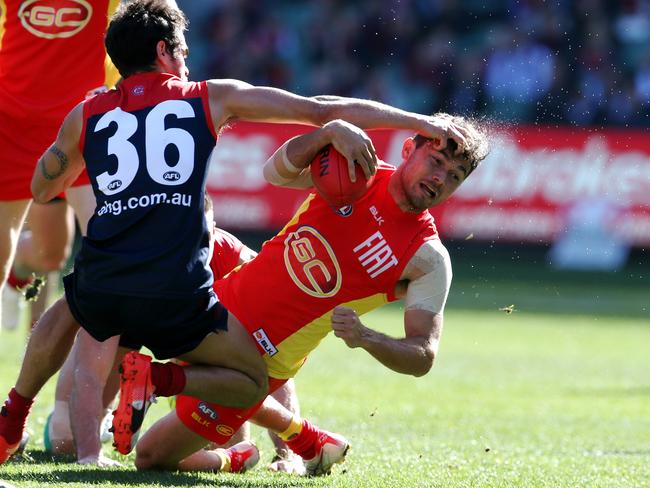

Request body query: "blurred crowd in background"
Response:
[178, 0, 650, 128]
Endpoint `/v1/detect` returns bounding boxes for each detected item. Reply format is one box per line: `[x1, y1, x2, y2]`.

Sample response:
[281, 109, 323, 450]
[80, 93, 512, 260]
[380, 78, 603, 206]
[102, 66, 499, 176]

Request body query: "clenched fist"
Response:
[331, 306, 367, 348]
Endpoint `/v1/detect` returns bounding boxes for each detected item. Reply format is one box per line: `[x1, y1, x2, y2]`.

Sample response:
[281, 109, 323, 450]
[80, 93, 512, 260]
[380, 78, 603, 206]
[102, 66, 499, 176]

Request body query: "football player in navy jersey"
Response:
[0, 0, 470, 464]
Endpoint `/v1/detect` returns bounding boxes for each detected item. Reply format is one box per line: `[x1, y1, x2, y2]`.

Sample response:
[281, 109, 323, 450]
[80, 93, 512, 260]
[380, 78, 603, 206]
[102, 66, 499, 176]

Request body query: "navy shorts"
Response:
[63, 272, 229, 360]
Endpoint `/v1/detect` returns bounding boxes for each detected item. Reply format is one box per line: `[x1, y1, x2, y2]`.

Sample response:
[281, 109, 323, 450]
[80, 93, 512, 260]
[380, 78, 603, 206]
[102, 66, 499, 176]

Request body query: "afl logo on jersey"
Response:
[107, 180, 122, 191]
[18, 0, 93, 39]
[163, 171, 181, 182]
[336, 205, 353, 217]
[283, 226, 342, 298]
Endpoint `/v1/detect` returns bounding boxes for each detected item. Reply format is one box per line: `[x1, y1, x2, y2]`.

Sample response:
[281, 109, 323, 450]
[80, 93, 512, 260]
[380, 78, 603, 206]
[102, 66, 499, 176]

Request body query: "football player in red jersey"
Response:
[0, 0, 122, 330]
[0, 0, 469, 467]
[133, 115, 490, 475]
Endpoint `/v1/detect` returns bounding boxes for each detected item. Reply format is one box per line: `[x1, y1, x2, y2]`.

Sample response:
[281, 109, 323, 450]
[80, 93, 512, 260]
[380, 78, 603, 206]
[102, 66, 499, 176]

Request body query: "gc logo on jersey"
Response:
[19, 0, 93, 39]
[284, 226, 342, 298]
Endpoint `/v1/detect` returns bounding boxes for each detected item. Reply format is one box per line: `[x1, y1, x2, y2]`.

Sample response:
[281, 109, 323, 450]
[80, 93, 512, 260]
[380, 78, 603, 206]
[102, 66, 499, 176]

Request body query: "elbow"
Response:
[31, 183, 53, 204]
[32, 190, 50, 204]
[411, 350, 436, 378]
[411, 363, 432, 378]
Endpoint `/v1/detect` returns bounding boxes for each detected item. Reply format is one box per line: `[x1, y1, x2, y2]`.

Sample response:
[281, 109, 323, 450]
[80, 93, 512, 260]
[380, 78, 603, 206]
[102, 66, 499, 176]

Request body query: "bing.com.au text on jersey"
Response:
[97, 192, 192, 216]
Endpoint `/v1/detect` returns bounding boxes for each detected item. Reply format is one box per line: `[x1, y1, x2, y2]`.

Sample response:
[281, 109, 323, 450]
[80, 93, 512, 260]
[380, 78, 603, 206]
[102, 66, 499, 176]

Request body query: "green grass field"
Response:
[1, 301, 649, 487]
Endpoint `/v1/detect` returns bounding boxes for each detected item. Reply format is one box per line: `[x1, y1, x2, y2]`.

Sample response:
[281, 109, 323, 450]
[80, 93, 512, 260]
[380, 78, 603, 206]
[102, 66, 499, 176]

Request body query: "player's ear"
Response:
[156, 40, 169, 61]
[402, 137, 416, 160]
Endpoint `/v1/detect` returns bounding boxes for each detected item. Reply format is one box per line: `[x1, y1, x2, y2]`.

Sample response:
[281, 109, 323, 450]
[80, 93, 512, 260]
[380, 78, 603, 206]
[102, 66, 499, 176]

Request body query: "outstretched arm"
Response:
[32, 103, 85, 203]
[331, 307, 442, 377]
[208, 80, 467, 152]
[331, 240, 451, 377]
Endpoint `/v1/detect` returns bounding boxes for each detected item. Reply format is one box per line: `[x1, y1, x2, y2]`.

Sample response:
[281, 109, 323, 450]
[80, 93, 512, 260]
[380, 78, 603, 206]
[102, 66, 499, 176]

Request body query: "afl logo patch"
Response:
[18, 0, 93, 39]
[163, 171, 181, 181]
[336, 205, 353, 217]
[107, 180, 122, 191]
[197, 402, 218, 420]
[132, 85, 145, 96]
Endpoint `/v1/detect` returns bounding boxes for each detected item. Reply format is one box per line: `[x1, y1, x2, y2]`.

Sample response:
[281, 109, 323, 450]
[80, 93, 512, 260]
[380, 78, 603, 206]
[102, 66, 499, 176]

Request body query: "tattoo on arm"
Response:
[40, 145, 69, 180]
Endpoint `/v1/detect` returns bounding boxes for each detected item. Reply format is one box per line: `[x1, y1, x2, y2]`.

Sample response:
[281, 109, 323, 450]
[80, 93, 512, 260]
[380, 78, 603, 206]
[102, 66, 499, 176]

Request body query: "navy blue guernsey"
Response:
[76, 72, 218, 298]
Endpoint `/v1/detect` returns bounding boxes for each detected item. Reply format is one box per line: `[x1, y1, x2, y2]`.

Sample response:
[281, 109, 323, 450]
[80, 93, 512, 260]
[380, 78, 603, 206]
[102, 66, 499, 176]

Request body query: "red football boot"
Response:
[219, 441, 260, 473]
[303, 430, 350, 476]
[111, 352, 156, 455]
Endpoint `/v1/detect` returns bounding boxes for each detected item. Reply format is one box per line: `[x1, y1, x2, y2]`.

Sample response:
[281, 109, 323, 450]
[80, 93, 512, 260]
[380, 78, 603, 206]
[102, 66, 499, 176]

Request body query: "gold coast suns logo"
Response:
[18, 0, 93, 39]
[283, 226, 341, 298]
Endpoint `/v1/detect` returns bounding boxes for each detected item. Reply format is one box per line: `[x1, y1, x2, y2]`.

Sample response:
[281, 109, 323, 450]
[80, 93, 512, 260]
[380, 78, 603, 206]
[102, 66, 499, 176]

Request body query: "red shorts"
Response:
[0, 110, 90, 201]
[175, 377, 287, 444]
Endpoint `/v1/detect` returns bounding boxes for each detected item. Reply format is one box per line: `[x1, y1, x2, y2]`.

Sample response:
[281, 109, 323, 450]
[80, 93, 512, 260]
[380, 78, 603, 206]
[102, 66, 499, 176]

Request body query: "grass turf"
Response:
[0, 303, 648, 487]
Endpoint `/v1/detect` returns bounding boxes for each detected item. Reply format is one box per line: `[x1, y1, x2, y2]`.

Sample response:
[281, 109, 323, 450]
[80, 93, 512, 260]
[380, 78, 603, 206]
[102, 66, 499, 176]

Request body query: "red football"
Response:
[310, 145, 373, 207]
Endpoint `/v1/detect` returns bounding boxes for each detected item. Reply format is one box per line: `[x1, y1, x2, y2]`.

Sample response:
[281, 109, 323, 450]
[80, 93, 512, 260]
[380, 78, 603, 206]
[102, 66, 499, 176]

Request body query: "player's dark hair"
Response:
[105, 0, 188, 78]
[413, 113, 490, 176]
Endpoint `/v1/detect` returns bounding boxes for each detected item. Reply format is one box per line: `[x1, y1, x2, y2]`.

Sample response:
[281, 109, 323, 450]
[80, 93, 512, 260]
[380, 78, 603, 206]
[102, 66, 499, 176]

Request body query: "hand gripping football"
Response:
[310, 145, 373, 207]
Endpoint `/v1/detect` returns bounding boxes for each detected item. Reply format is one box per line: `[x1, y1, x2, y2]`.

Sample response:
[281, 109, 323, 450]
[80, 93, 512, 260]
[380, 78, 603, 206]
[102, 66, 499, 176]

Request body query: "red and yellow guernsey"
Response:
[210, 228, 244, 281]
[0, 0, 120, 121]
[215, 163, 439, 379]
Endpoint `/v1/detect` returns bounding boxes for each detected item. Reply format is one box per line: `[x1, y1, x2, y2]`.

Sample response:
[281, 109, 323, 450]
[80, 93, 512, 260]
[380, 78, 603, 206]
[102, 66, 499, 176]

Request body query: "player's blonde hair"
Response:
[414, 112, 490, 176]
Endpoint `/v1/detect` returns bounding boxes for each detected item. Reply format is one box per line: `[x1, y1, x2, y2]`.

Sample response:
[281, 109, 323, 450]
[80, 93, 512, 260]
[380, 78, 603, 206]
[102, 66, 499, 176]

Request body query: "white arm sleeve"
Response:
[404, 239, 452, 314]
[263, 138, 314, 189]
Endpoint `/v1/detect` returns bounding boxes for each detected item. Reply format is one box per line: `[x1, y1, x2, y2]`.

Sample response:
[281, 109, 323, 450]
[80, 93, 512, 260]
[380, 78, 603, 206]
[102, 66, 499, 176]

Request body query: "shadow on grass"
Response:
[5, 451, 316, 487]
[1, 469, 209, 487]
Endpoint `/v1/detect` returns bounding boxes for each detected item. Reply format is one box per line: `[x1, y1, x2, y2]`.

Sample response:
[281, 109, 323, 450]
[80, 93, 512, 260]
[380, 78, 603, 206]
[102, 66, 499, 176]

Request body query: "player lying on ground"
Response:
[132, 115, 490, 475]
[0, 0, 468, 465]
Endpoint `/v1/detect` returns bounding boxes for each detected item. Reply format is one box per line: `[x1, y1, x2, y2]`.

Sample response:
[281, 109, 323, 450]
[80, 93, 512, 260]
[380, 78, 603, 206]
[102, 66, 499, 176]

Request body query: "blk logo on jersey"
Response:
[253, 328, 278, 356]
[19, 0, 93, 39]
[369, 206, 385, 225]
[354, 231, 398, 278]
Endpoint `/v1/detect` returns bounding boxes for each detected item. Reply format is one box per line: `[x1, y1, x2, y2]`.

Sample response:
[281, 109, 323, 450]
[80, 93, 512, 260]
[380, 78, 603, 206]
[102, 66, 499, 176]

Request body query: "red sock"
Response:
[285, 419, 320, 460]
[0, 388, 33, 444]
[150, 362, 186, 397]
[7, 270, 31, 290]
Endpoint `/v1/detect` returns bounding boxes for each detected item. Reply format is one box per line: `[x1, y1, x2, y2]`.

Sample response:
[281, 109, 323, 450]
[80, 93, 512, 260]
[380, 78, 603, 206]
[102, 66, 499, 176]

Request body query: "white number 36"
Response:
[93, 100, 196, 195]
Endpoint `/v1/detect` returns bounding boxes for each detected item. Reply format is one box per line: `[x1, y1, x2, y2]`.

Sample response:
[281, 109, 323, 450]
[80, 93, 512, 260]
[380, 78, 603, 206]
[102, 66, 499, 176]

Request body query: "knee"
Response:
[247, 360, 269, 406]
[134, 447, 156, 471]
[135, 443, 180, 471]
[230, 371, 268, 409]
[256, 374, 269, 403]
